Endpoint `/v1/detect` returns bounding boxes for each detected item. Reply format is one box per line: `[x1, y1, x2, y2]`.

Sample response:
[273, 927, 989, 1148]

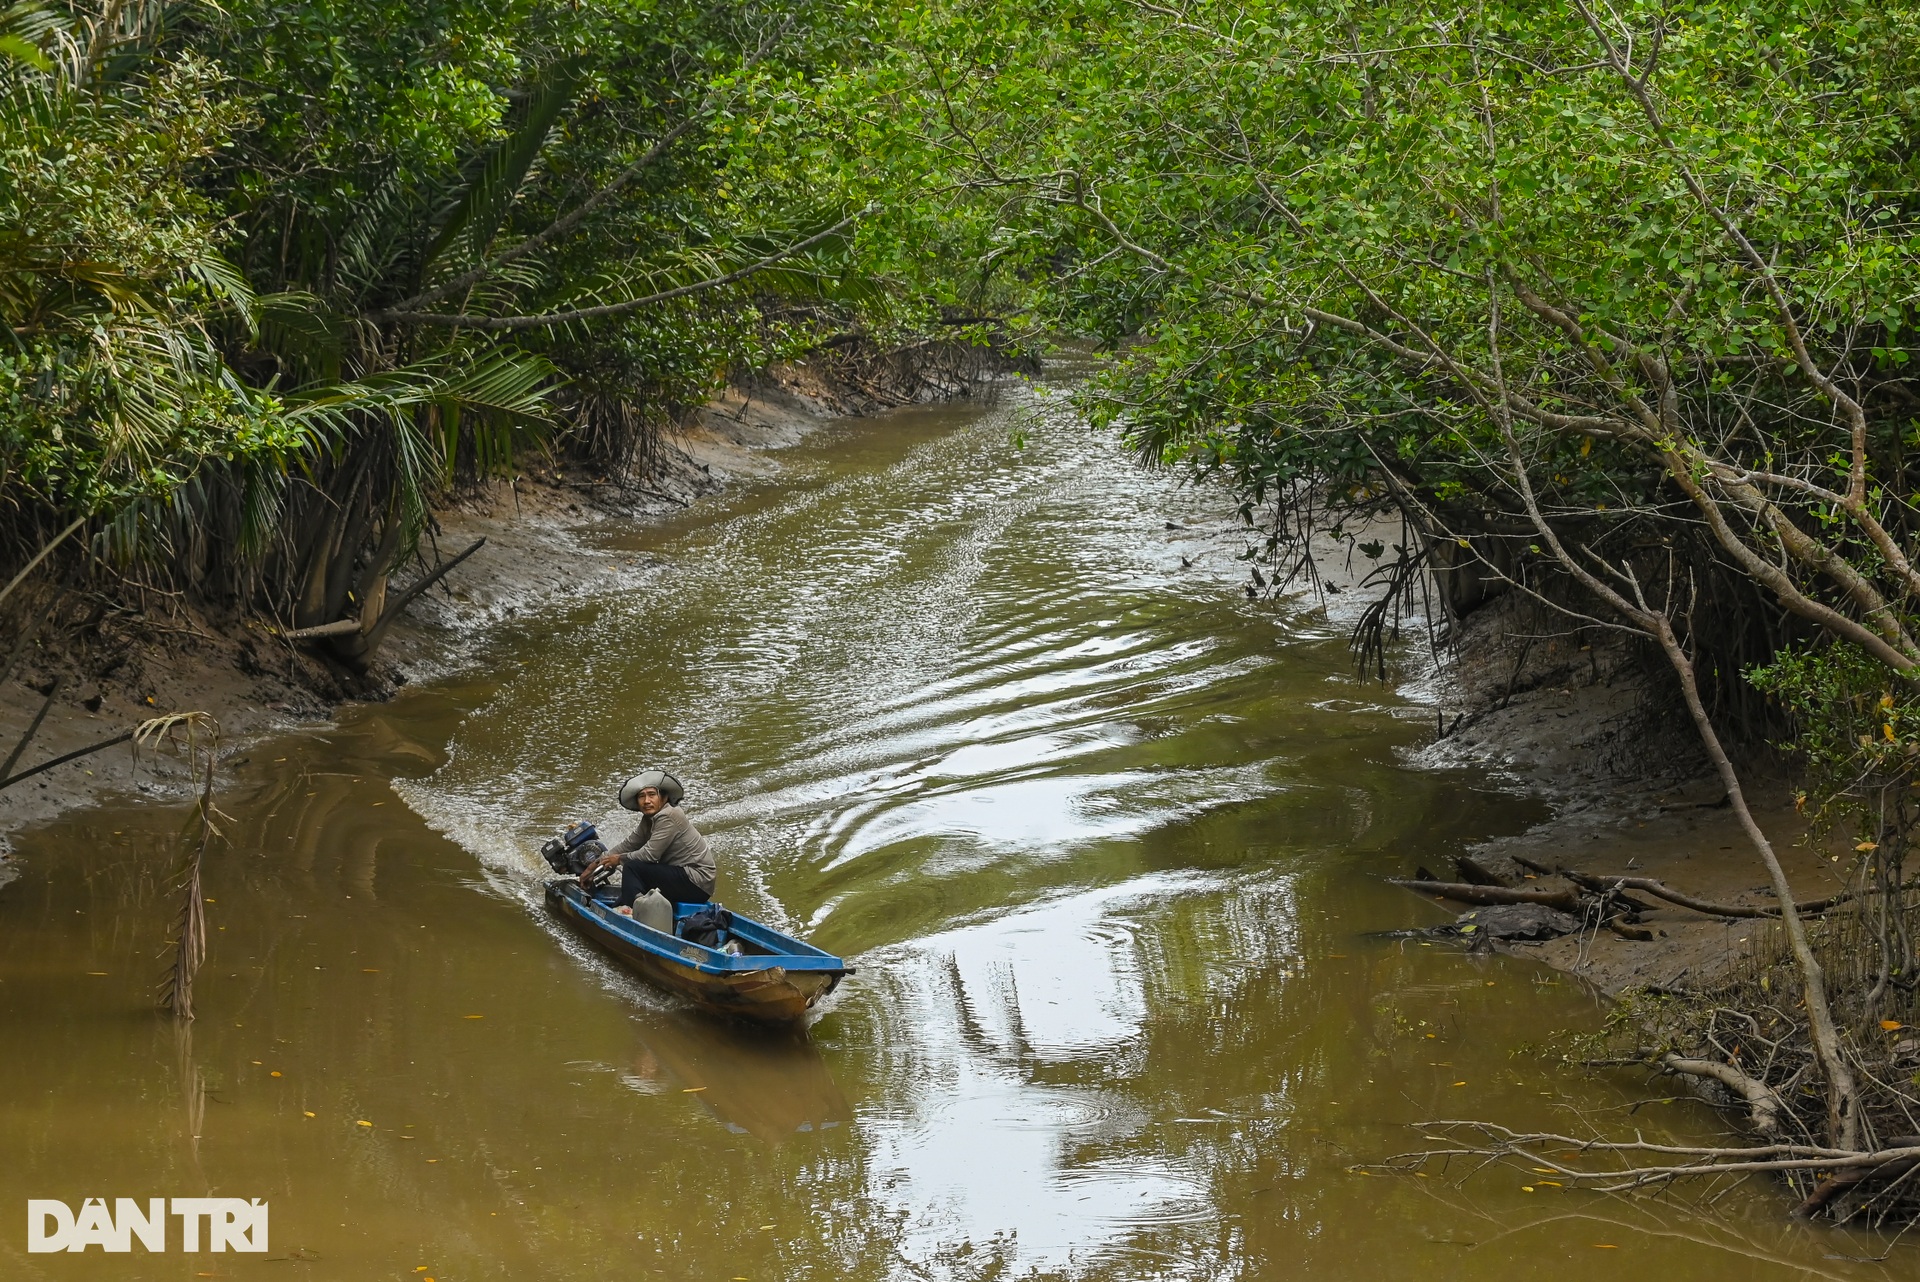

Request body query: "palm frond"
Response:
[0, 1, 69, 74]
[329, 169, 421, 301]
[186, 251, 258, 332]
[423, 58, 585, 278]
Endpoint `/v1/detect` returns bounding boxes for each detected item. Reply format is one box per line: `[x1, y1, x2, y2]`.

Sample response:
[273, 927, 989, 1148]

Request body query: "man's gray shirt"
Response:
[606, 804, 715, 894]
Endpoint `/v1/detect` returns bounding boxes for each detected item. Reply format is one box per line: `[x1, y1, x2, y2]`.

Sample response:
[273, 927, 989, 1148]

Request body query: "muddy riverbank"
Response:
[0, 362, 1011, 845]
[1400, 584, 1852, 1000]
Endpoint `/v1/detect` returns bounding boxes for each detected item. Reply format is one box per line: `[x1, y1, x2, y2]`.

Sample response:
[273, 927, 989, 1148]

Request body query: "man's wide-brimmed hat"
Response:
[618, 769, 684, 810]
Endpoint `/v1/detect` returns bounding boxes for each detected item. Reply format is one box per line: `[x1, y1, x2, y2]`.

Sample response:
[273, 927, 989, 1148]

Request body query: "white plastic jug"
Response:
[630, 889, 673, 935]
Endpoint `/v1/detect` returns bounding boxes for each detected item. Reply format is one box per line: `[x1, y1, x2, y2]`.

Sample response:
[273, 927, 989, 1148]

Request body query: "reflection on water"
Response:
[621, 1013, 851, 1142]
[858, 874, 1224, 1270]
[0, 373, 1911, 1279]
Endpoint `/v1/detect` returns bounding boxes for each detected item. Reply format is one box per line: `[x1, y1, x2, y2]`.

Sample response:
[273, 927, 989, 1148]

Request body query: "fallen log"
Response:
[1387, 879, 1579, 910]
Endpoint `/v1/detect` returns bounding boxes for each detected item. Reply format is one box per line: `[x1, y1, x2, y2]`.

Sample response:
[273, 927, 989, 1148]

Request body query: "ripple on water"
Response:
[372, 382, 1828, 1280]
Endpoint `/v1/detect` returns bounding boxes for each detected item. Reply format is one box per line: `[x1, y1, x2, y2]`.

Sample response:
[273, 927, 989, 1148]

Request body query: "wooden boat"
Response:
[544, 879, 848, 1027]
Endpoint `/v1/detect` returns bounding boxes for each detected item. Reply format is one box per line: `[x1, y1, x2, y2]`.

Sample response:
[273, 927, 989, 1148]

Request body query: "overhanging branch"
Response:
[375, 214, 865, 331]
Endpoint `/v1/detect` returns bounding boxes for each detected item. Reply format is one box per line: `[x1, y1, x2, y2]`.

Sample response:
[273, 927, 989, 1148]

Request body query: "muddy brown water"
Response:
[0, 375, 1908, 1279]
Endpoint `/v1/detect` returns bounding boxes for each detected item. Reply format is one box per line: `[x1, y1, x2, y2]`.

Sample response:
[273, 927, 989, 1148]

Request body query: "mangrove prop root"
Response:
[0, 515, 85, 615]
[331, 536, 487, 666]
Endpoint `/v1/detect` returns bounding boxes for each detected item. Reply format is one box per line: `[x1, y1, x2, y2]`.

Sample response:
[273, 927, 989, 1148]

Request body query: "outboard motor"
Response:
[540, 822, 609, 879]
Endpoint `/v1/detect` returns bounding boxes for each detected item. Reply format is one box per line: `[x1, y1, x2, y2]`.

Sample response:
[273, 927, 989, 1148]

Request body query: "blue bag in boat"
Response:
[678, 905, 733, 948]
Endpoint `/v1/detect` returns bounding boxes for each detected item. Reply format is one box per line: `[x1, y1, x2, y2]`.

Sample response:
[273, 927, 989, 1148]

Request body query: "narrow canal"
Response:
[0, 373, 1898, 1279]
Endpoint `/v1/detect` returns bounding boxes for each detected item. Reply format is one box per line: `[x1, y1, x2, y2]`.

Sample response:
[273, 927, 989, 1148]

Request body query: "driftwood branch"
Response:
[0, 729, 134, 791]
[0, 675, 60, 781]
[143, 713, 220, 1023]
[1391, 870, 1869, 920]
[1794, 1134, 1920, 1217]
[1389, 1121, 1920, 1191]
[281, 618, 363, 641]
[1562, 870, 1863, 919]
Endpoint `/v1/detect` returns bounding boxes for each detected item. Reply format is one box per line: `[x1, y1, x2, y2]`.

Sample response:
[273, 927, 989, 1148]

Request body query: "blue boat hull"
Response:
[544, 879, 847, 1026]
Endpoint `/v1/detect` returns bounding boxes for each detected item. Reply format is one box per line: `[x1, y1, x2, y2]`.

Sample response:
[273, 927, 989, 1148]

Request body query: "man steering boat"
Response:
[581, 768, 716, 907]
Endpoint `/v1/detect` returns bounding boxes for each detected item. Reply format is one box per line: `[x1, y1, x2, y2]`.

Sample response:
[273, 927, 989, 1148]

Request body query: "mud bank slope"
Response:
[1396, 588, 1847, 997]
[0, 371, 987, 847]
